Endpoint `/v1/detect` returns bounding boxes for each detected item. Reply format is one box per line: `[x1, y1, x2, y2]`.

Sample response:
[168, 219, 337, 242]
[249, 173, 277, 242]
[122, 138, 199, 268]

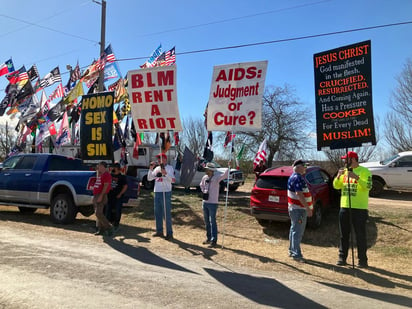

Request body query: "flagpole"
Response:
[95, 0, 106, 92]
[221, 132, 234, 250]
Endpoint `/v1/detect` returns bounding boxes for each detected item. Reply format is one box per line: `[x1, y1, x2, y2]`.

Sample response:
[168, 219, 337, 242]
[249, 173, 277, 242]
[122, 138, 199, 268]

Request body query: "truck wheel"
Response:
[308, 202, 322, 229]
[142, 176, 154, 190]
[370, 179, 384, 197]
[229, 185, 239, 192]
[18, 207, 37, 214]
[51, 193, 77, 224]
[78, 205, 94, 217]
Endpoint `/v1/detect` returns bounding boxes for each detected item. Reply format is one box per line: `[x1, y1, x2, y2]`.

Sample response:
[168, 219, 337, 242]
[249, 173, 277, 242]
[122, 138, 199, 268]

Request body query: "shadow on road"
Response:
[204, 268, 327, 308]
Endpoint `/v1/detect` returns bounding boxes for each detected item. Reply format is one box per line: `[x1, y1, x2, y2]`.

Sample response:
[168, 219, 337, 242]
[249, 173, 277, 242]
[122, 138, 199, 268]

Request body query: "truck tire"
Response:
[18, 207, 37, 214]
[370, 178, 384, 197]
[78, 205, 94, 217]
[142, 176, 154, 190]
[307, 202, 322, 229]
[50, 193, 77, 224]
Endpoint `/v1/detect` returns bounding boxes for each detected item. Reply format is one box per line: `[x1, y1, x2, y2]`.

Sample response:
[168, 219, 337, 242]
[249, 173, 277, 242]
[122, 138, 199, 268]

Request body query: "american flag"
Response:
[39, 66, 62, 88]
[70, 63, 81, 82]
[105, 44, 116, 63]
[253, 139, 268, 168]
[164, 47, 176, 66]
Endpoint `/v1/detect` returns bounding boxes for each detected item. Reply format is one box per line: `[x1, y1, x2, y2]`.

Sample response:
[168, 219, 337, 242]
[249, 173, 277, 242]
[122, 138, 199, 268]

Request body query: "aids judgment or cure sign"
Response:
[314, 40, 376, 150]
[127, 65, 182, 132]
[80, 92, 114, 163]
[207, 60, 268, 132]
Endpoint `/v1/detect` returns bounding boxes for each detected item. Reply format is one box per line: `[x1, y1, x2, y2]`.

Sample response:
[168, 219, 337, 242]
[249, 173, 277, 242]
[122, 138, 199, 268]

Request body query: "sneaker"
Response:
[93, 230, 103, 236]
[208, 242, 217, 248]
[202, 240, 211, 245]
[152, 232, 164, 237]
[293, 257, 306, 263]
[165, 234, 174, 241]
[336, 259, 347, 266]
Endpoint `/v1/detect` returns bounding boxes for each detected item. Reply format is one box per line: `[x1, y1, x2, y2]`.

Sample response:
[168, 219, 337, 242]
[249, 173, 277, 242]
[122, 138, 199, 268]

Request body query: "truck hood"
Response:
[360, 161, 384, 168]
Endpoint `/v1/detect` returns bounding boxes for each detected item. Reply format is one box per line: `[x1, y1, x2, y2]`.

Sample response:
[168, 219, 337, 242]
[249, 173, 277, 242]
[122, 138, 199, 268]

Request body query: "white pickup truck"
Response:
[174, 159, 245, 192]
[360, 151, 412, 196]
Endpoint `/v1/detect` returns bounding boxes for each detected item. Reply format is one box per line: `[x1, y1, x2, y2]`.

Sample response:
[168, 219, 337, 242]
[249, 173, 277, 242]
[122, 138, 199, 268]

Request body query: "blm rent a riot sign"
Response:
[314, 40, 376, 150]
[207, 61, 268, 131]
[80, 92, 114, 163]
[127, 65, 182, 132]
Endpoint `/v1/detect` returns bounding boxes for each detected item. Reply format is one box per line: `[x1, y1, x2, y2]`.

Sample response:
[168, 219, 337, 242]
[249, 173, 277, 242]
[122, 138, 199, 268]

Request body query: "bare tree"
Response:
[0, 123, 20, 160]
[180, 117, 207, 157]
[240, 85, 312, 167]
[385, 58, 412, 152]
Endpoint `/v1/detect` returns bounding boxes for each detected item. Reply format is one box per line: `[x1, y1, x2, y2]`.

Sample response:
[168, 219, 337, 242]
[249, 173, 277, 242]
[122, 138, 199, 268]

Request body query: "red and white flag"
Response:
[253, 139, 268, 168]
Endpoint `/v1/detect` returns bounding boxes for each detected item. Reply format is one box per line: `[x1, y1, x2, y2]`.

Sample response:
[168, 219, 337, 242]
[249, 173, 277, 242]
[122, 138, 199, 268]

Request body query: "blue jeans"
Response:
[288, 208, 307, 258]
[203, 202, 218, 242]
[154, 191, 173, 236]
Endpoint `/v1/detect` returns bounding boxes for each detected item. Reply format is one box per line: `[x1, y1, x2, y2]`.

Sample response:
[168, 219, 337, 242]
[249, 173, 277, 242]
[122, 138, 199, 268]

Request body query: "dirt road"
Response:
[1, 211, 410, 309]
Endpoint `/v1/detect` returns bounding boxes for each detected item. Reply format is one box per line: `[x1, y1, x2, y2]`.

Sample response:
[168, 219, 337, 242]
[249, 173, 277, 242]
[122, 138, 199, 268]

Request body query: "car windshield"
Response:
[256, 176, 288, 190]
[381, 154, 400, 165]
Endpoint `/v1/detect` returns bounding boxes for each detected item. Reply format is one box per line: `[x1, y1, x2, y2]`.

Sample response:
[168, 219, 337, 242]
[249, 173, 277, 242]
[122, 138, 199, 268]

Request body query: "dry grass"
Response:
[120, 177, 412, 296]
[1, 177, 410, 296]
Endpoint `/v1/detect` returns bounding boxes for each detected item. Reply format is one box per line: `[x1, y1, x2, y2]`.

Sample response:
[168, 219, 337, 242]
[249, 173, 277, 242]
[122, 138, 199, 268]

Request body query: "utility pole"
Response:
[94, 0, 106, 92]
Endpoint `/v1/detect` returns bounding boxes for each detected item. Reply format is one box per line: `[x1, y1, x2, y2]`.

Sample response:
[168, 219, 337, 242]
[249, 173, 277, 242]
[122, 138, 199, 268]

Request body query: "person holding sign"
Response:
[199, 162, 229, 248]
[287, 160, 313, 263]
[147, 153, 175, 240]
[333, 151, 372, 268]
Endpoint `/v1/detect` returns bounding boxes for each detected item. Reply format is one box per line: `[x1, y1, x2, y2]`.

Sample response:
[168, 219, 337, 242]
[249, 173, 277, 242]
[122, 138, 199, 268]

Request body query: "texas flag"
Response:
[0, 59, 14, 76]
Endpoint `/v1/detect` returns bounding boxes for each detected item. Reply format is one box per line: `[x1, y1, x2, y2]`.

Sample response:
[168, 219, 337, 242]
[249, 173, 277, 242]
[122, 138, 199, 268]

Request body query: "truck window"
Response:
[15, 156, 37, 170]
[48, 156, 90, 171]
[2, 156, 22, 170]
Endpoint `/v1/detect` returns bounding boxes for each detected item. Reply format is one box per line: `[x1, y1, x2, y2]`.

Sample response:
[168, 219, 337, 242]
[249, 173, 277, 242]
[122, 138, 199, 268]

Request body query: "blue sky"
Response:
[1, 0, 412, 147]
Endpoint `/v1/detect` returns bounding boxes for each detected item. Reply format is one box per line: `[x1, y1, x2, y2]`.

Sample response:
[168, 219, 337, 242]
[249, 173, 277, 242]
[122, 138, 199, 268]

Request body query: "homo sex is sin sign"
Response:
[207, 61, 268, 132]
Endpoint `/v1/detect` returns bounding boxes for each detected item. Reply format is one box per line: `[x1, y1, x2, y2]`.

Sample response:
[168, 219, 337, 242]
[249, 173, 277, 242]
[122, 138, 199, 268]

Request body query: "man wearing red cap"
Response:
[333, 151, 372, 268]
[147, 153, 175, 240]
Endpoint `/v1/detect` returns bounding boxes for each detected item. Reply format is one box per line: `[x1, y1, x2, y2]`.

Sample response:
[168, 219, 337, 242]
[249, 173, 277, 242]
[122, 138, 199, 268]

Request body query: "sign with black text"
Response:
[314, 40, 376, 150]
[80, 92, 114, 163]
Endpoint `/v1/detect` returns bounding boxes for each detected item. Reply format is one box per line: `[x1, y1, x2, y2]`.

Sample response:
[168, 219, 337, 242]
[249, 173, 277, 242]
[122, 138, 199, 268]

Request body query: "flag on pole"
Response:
[0, 59, 14, 76]
[253, 139, 268, 168]
[55, 111, 71, 147]
[140, 44, 162, 68]
[39, 66, 62, 88]
[235, 144, 245, 170]
[27, 64, 40, 81]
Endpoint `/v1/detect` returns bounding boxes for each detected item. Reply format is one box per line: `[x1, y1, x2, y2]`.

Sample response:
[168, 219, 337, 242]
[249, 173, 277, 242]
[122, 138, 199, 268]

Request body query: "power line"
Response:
[134, 0, 331, 37]
[117, 21, 412, 62]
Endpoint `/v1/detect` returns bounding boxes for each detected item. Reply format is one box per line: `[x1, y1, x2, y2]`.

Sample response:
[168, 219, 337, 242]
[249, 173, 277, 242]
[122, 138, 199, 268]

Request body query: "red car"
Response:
[250, 165, 334, 228]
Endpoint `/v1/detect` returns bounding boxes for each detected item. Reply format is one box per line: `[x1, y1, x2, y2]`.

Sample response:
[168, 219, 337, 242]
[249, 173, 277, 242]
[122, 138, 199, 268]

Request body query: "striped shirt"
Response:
[287, 172, 313, 210]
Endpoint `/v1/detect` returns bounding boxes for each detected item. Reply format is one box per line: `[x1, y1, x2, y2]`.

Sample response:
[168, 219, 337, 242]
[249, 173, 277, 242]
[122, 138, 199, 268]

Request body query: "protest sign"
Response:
[314, 40, 376, 150]
[207, 61, 268, 131]
[80, 92, 114, 163]
[127, 66, 182, 132]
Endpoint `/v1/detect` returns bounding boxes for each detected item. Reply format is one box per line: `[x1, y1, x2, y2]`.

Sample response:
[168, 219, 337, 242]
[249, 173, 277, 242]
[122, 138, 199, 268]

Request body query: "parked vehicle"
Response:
[174, 159, 245, 192]
[250, 165, 334, 228]
[0, 153, 139, 224]
[360, 151, 412, 197]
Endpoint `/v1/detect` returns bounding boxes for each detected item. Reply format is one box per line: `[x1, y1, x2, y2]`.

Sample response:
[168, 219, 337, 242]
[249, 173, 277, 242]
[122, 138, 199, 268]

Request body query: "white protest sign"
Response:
[207, 60, 268, 131]
[127, 65, 182, 132]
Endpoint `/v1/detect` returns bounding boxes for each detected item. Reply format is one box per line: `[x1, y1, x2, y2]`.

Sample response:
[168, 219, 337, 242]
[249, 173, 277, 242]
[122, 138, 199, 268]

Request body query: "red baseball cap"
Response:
[156, 153, 167, 159]
[341, 151, 358, 160]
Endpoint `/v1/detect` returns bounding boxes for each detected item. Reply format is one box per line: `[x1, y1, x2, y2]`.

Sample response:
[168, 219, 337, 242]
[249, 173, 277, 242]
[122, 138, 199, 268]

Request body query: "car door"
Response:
[389, 155, 412, 188]
[0, 156, 23, 200]
[6, 155, 40, 202]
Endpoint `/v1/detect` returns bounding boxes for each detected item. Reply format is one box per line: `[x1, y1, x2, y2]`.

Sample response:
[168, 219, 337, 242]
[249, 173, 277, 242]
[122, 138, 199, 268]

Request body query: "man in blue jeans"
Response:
[199, 162, 229, 248]
[287, 160, 313, 263]
[147, 153, 175, 240]
[106, 163, 128, 231]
